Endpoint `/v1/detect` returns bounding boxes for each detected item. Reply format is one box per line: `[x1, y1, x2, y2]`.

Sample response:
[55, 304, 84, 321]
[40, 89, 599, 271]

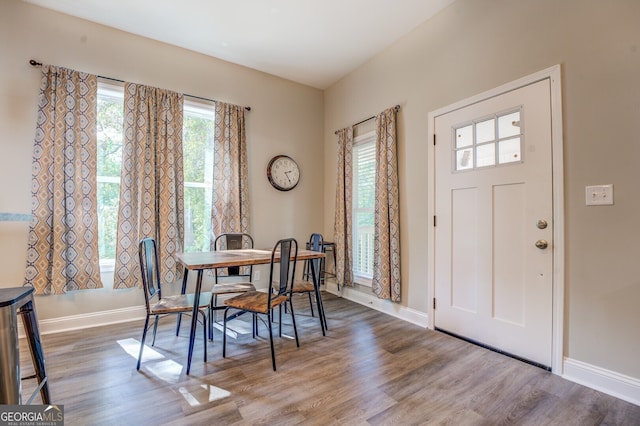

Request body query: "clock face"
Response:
[267, 155, 300, 191]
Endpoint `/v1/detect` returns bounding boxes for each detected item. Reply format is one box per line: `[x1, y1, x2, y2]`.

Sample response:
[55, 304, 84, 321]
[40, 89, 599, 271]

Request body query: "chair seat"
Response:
[149, 292, 212, 315]
[224, 291, 288, 314]
[212, 282, 256, 294]
[292, 280, 315, 293]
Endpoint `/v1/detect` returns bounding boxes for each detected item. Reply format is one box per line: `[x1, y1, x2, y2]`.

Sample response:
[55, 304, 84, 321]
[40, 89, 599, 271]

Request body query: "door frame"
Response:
[427, 65, 565, 374]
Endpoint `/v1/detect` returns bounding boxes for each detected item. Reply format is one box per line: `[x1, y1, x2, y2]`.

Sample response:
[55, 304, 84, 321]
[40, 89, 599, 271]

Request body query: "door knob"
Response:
[535, 240, 548, 249]
[536, 220, 548, 229]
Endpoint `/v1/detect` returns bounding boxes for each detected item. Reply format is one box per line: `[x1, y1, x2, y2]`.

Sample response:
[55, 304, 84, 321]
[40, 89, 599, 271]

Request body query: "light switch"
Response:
[585, 184, 614, 206]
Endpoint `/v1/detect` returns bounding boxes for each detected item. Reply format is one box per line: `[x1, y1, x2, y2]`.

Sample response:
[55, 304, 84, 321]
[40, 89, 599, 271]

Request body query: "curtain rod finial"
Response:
[29, 59, 42, 67]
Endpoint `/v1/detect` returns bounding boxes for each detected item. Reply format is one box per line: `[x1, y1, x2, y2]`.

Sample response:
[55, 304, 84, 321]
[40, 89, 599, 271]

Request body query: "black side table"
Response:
[0, 286, 50, 404]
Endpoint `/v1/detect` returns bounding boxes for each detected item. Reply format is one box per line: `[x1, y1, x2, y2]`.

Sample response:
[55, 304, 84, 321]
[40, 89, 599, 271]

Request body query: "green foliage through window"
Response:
[96, 84, 215, 261]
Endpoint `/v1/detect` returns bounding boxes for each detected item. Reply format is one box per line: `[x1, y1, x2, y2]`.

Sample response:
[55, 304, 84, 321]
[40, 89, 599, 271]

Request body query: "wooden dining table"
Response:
[175, 248, 326, 374]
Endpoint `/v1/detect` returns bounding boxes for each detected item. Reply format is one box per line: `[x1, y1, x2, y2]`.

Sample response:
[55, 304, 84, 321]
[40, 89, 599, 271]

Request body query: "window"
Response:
[182, 100, 215, 252]
[96, 82, 124, 269]
[96, 84, 215, 270]
[454, 108, 523, 171]
[352, 131, 376, 286]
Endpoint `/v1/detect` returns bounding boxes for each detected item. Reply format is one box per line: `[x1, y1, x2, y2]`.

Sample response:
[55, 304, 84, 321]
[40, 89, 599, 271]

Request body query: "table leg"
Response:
[186, 269, 203, 375]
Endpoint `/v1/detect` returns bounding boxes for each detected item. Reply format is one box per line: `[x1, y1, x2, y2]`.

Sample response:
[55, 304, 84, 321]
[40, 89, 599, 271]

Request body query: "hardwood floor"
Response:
[19, 293, 640, 425]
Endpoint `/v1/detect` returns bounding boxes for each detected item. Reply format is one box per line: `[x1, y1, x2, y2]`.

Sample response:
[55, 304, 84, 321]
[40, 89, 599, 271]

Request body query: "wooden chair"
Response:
[210, 233, 256, 335]
[293, 233, 328, 335]
[222, 238, 299, 371]
[137, 237, 211, 371]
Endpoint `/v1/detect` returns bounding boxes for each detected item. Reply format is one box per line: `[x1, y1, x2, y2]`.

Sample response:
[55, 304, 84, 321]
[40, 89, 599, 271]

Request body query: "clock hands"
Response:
[284, 170, 292, 183]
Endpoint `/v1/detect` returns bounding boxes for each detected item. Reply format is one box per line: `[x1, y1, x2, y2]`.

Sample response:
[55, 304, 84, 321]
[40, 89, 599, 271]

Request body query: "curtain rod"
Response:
[29, 59, 251, 111]
[334, 104, 400, 135]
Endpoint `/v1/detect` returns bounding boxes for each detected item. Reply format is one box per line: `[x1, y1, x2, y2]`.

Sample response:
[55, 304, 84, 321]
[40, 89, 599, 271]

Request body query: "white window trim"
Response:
[352, 130, 376, 287]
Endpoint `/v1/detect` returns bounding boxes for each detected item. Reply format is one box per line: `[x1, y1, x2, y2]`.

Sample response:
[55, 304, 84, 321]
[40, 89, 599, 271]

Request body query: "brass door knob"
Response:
[535, 240, 548, 249]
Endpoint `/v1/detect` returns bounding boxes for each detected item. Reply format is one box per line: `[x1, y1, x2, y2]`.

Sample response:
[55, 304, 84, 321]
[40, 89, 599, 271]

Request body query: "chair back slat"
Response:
[308, 233, 324, 284]
[139, 238, 161, 313]
[214, 233, 254, 280]
[268, 238, 298, 305]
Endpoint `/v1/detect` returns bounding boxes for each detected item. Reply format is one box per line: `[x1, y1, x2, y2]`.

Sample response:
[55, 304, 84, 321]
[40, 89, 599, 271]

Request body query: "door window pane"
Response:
[476, 143, 496, 167]
[456, 148, 474, 170]
[475, 118, 495, 143]
[456, 125, 473, 148]
[498, 111, 521, 138]
[498, 137, 522, 164]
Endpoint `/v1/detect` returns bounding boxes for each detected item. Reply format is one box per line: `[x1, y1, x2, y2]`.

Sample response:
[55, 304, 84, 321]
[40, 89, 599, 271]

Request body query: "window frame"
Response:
[182, 98, 216, 253]
[96, 81, 125, 273]
[352, 130, 377, 287]
[452, 106, 524, 173]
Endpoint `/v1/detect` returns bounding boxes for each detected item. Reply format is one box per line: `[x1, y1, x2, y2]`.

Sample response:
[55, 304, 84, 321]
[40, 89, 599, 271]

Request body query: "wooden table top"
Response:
[175, 248, 324, 270]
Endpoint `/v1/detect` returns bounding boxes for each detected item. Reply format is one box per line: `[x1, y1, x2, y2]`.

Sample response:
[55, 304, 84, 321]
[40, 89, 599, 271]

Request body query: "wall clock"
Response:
[267, 155, 300, 191]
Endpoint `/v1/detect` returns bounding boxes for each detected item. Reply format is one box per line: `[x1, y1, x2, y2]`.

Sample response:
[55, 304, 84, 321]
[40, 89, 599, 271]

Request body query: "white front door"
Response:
[434, 79, 553, 367]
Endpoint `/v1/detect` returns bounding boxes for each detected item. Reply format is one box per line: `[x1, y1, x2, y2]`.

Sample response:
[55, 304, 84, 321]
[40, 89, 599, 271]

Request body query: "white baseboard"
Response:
[563, 357, 640, 406]
[324, 281, 429, 328]
[19, 305, 146, 338]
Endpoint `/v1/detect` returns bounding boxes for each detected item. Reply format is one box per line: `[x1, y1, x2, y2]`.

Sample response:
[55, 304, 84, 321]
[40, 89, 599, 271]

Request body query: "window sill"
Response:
[100, 259, 115, 273]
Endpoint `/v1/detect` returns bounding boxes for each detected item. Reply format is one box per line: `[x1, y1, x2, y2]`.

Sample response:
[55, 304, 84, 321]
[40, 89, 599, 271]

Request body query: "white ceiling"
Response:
[23, 0, 455, 89]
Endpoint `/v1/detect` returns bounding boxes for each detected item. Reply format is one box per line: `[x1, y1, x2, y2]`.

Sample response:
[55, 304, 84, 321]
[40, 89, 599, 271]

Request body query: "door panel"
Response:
[434, 79, 553, 367]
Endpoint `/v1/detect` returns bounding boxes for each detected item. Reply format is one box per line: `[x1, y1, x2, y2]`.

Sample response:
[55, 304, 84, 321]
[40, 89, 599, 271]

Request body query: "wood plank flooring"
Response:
[19, 293, 640, 425]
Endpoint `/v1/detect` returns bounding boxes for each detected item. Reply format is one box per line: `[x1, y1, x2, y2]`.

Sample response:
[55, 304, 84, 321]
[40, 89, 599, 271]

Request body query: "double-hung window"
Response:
[96, 82, 124, 271]
[352, 131, 376, 286]
[182, 99, 215, 252]
[96, 83, 215, 275]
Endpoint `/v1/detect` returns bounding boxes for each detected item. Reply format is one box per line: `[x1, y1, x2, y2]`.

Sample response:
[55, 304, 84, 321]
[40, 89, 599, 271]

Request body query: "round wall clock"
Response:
[267, 155, 300, 191]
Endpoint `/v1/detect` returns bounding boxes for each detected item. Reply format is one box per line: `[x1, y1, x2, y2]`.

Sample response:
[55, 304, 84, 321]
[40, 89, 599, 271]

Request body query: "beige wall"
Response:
[324, 0, 640, 379]
[0, 1, 324, 319]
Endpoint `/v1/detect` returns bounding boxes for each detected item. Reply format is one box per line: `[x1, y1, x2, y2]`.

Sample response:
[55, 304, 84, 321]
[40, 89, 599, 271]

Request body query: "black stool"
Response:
[303, 241, 337, 287]
[0, 287, 50, 404]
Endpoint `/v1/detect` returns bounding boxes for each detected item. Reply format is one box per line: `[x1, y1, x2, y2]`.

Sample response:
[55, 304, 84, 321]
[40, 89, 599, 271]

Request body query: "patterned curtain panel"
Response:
[210, 102, 250, 241]
[24, 65, 102, 295]
[373, 107, 401, 302]
[113, 83, 185, 288]
[333, 127, 354, 288]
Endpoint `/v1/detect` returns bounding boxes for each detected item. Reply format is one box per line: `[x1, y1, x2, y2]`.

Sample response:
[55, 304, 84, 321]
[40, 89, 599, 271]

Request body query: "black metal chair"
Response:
[293, 233, 328, 335]
[223, 238, 299, 371]
[210, 233, 256, 334]
[214, 233, 255, 283]
[137, 237, 211, 371]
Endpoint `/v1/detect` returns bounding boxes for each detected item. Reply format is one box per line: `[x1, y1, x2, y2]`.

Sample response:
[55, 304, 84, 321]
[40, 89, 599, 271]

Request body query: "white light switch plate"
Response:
[585, 184, 614, 206]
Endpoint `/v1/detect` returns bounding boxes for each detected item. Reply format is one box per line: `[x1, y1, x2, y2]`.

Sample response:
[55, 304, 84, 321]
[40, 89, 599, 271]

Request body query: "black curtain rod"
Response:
[29, 59, 251, 111]
[334, 104, 400, 135]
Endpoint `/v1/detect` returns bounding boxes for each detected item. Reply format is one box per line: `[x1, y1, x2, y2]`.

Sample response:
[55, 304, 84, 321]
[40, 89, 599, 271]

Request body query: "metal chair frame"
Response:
[294, 233, 328, 335]
[222, 238, 299, 371]
[137, 237, 210, 371]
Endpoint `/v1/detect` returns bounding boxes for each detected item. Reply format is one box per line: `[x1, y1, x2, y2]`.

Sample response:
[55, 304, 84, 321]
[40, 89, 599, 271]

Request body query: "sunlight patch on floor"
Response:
[146, 359, 183, 384]
[117, 338, 164, 362]
[178, 384, 231, 407]
[212, 318, 254, 339]
[117, 338, 184, 383]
